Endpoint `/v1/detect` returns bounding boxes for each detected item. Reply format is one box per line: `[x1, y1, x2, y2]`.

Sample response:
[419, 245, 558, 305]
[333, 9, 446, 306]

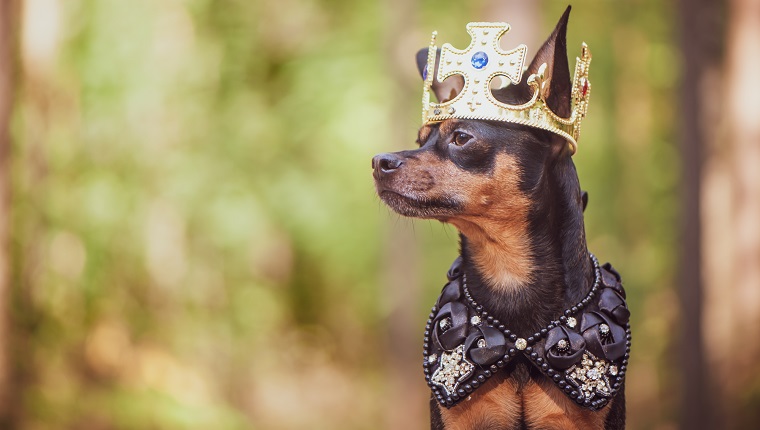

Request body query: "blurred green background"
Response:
[3, 0, 757, 429]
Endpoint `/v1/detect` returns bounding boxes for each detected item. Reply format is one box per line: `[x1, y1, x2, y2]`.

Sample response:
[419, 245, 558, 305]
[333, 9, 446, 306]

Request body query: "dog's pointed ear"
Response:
[525, 6, 572, 118]
[415, 48, 465, 103]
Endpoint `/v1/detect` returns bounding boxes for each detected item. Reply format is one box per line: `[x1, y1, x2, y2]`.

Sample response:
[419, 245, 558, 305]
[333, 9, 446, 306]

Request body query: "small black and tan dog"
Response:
[372, 7, 628, 430]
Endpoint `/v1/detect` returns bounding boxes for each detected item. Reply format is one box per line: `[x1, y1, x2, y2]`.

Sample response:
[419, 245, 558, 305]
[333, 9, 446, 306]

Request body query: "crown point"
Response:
[537, 63, 548, 79]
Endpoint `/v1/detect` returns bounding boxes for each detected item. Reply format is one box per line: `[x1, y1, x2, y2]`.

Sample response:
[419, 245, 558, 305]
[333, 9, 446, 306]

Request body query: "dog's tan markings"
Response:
[418, 124, 434, 145]
[390, 137, 534, 291]
[438, 375, 521, 430]
[449, 153, 534, 292]
[438, 119, 459, 137]
[522, 378, 611, 430]
[438, 377, 612, 430]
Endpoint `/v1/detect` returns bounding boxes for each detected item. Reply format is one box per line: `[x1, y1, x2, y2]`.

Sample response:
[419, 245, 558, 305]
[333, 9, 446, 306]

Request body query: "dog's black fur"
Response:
[373, 7, 625, 429]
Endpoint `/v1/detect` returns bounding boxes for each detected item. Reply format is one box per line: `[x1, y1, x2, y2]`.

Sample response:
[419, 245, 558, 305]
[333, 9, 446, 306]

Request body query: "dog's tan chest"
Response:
[438, 376, 521, 430]
[438, 375, 610, 430]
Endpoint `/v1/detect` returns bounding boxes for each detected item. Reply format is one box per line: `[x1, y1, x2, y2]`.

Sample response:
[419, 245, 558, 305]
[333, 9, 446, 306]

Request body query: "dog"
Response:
[372, 7, 630, 430]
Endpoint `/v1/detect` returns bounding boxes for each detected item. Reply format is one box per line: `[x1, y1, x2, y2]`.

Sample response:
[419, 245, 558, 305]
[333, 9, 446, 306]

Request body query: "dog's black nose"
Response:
[372, 153, 404, 173]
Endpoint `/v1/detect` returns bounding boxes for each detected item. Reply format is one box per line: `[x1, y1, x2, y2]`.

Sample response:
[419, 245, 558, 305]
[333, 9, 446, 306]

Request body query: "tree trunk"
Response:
[703, 0, 760, 428]
[676, 0, 721, 429]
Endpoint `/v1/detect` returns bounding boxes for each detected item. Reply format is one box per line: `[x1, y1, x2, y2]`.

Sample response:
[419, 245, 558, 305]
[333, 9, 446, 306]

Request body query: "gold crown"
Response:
[421, 22, 592, 154]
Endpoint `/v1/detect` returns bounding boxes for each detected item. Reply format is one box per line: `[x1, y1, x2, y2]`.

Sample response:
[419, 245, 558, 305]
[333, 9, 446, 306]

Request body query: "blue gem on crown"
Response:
[471, 51, 488, 69]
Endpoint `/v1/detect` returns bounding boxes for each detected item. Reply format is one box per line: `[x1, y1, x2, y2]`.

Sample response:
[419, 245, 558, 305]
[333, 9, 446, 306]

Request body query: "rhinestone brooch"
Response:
[565, 352, 613, 400]
[430, 345, 474, 396]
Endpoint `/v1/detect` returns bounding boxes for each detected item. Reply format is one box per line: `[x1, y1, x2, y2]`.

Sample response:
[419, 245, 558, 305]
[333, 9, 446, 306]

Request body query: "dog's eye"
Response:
[452, 132, 472, 147]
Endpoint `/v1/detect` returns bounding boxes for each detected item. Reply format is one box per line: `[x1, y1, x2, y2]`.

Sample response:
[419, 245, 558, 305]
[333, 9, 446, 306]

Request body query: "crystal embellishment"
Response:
[565, 352, 613, 400]
[599, 323, 610, 336]
[470, 315, 481, 325]
[440, 318, 452, 330]
[515, 338, 527, 350]
[477, 338, 487, 348]
[566, 317, 577, 328]
[471, 51, 488, 69]
[430, 345, 475, 396]
[557, 339, 569, 352]
[428, 354, 438, 364]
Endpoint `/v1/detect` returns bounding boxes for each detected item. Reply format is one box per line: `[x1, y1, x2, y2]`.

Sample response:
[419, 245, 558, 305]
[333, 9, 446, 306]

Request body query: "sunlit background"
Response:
[0, 0, 758, 429]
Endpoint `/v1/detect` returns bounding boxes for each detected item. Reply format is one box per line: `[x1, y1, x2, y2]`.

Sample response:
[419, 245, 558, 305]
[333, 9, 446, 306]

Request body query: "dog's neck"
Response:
[458, 156, 593, 336]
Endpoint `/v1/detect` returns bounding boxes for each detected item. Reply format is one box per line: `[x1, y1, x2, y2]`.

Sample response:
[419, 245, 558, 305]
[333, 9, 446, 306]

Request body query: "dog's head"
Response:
[373, 9, 579, 239]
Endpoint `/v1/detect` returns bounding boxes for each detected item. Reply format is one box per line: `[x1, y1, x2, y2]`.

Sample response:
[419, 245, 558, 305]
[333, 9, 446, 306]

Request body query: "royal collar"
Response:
[422, 254, 631, 411]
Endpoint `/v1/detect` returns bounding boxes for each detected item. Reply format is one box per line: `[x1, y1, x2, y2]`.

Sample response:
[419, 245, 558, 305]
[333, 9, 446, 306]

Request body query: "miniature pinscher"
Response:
[373, 7, 629, 430]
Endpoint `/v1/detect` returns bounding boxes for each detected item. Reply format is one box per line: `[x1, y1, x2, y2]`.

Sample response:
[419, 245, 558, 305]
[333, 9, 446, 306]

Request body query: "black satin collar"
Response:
[422, 254, 631, 411]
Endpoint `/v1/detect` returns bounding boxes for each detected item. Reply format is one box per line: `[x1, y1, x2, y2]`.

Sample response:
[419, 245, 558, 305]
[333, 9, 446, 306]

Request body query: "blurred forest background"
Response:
[0, 0, 758, 429]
